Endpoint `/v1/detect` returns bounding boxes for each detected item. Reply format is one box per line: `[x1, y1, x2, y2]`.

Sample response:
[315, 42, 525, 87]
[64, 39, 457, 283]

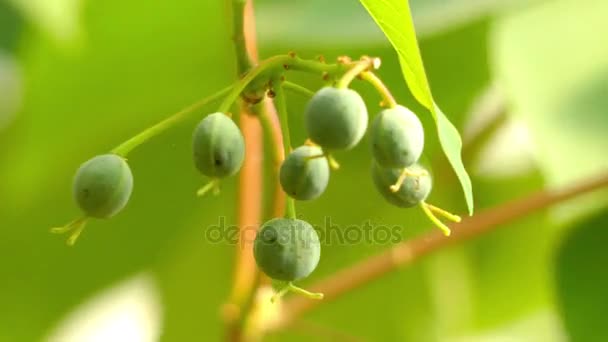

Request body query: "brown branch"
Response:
[224, 0, 263, 340]
[224, 1, 288, 340]
[272, 171, 608, 330]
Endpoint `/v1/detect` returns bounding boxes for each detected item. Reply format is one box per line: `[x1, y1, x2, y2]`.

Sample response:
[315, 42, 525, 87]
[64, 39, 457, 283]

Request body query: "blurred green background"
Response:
[1, 0, 607, 341]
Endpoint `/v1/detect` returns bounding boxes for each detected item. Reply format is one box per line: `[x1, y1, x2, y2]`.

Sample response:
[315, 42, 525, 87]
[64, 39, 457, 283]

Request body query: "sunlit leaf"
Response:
[359, 0, 474, 215]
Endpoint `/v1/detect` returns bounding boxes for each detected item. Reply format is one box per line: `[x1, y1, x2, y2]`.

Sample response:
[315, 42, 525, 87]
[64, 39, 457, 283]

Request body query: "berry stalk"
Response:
[283, 81, 315, 98]
[273, 82, 298, 220]
[216, 54, 371, 114]
[360, 71, 397, 108]
[111, 86, 232, 157]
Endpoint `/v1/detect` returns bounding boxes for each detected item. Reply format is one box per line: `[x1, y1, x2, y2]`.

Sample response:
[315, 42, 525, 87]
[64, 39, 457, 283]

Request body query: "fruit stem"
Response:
[420, 201, 452, 236]
[274, 82, 299, 221]
[111, 86, 233, 157]
[336, 57, 377, 89]
[111, 55, 376, 158]
[286, 198, 297, 219]
[217, 54, 366, 114]
[283, 81, 314, 98]
[50, 216, 89, 246]
[270, 282, 324, 303]
[360, 71, 397, 108]
[273, 82, 292, 159]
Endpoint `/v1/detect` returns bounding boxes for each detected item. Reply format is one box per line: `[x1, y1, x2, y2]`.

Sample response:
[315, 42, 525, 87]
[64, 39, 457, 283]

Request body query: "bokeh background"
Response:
[1, 0, 607, 341]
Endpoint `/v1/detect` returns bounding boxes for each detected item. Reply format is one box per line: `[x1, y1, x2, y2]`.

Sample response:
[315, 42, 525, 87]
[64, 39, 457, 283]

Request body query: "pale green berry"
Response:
[370, 105, 424, 168]
[254, 218, 321, 282]
[73, 154, 133, 219]
[192, 113, 245, 178]
[304, 87, 368, 150]
[280, 145, 330, 201]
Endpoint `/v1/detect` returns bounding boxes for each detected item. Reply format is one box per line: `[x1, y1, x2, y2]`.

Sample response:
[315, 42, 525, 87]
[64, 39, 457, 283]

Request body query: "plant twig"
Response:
[111, 86, 232, 157]
[360, 71, 397, 108]
[283, 81, 315, 98]
[224, 1, 263, 340]
[272, 171, 608, 330]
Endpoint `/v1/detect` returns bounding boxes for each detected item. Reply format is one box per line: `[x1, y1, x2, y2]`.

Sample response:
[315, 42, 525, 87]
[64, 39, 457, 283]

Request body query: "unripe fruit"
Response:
[192, 113, 245, 178]
[254, 218, 321, 282]
[304, 87, 368, 150]
[73, 154, 133, 219]
[370, 105, 424, 168]
[280, 145, 330, 201]
[371, 162, 431, 208]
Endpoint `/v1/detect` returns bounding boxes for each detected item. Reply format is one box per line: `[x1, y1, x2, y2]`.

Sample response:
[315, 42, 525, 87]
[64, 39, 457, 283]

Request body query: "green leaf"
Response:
[359, 0, 474, 215]
[555, 212, 608, 342]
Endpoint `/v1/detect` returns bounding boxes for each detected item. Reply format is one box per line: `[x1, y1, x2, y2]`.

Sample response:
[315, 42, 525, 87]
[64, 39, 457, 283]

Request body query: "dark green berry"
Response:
[304, 87, 368, 150]
[254, 218, 320, 282]
[192, 113, 245, 178]
[73, 154, 133, 219]
[371, 162, 431, 208]
[280, 145, 330, 201]
[370, 105, 424, 168]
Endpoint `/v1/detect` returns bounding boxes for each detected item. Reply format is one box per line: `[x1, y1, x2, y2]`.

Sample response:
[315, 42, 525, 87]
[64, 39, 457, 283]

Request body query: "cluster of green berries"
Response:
[51, 54, 461, 302]
[255, 79, 460, 300]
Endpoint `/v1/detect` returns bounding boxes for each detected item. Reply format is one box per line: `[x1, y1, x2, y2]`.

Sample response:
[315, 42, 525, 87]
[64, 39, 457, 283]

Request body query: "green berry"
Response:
[192, 113, 245, 178]
[280, 145, 330, 201]
[371, 162, 431, 208]
[370, 105, 424, 168]
[254, 218, 321, 282]
[304, 87, 368, 150]
[73, 154, 133, 219]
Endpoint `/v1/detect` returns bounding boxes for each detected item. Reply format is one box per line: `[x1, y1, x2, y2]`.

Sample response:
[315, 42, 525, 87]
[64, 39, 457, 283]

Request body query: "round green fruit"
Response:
[280, 145, 330, 201]
[254, 218, 321, 282]
[192, 113, 245, 178]
[304, 87, 368, 150]
[371, 162, 431, 208]
[73, 154, 133, 219]
[370, 105, 424, 168]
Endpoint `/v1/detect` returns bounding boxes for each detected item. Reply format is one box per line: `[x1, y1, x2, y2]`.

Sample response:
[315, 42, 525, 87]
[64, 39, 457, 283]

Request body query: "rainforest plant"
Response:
[50, 0, 477, 339]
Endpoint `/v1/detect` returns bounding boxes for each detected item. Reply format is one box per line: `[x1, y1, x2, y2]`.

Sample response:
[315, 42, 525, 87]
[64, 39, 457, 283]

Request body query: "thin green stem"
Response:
[360, 71, 397, 108]
[273, 83, 292, 161]
[111, 86, 233, 157]
[283, 81, 315, 98]
[230, 0, 252, 74]
[274, 82, 298, 220]
[286, 198, 297, 219]
[336, 58, 376, 89]
[216, 55, 358, 114]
